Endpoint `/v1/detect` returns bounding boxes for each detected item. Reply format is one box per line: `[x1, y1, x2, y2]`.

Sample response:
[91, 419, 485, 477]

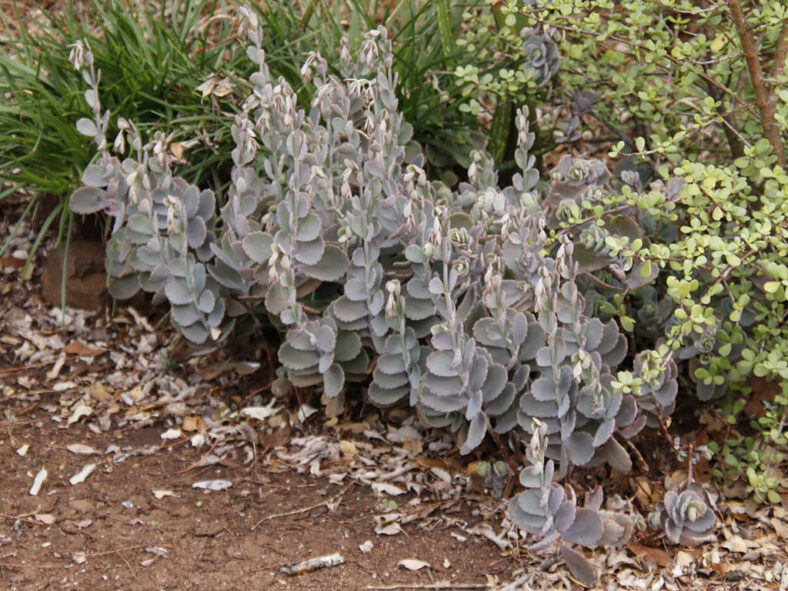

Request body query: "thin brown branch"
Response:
[770, 21, 788, 79]
[173, 438, 219, 474]
[705, 79, 745, 159]
[0, 513, 45, 526]
[729, 0, 785, 165]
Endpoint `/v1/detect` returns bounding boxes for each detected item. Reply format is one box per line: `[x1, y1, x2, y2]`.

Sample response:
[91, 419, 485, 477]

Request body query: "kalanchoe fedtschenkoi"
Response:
[649, 482, 716, 546]
[68, 5, 715, 558]
[625, 351, 678, 431]
[69, 42, 226, 345]
[520, 28, 560, 87]
[509, 421, 634, 583]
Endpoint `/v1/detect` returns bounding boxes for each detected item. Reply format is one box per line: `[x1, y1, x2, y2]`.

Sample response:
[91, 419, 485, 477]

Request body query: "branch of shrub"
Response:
[729, 0, 785, 166]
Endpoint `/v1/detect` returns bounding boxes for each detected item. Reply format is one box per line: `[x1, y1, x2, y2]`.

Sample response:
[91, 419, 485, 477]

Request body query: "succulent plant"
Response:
[520, 28, 560, 87]
[627, 350, 678, 430]
[67, 6, 714, 557]
[69, 49, 226, 345]
[368, 280, 425, 407]
[649, 482, 716, 546]
[476, 460, 510, 498]
[509, 421, 633, 585]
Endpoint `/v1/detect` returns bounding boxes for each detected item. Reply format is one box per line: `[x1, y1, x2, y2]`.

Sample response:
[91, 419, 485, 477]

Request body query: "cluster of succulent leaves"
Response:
[512, 420, 634, 550]
[648, 481, 716, 547]
[1, 0, 521, 272]
[67, 7, 706, 562]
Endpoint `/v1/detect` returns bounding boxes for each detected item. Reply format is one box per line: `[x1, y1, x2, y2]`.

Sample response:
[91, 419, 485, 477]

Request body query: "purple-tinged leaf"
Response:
[559, 544, 597, 587]
[561, 509, 603, 546]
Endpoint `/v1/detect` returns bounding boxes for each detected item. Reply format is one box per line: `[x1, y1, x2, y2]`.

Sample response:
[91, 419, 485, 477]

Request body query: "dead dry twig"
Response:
[251, 482, 353, 531]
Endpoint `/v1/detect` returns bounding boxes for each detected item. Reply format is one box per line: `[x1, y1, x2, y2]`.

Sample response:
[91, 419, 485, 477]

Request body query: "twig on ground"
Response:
[115, 549, 135, 577]
[497, 572, 536, 591]
[0, 562, 60, 569]
[251, 483, 353, 531]
[0, 513, 45, 526]
[0, 360, 57, 375]
[624, 438, 650, 474]
[173, 438, 219, 474]
[280, 552, 344, 575]
[84, 543, 176, 557]
[0, 419, 37, 427]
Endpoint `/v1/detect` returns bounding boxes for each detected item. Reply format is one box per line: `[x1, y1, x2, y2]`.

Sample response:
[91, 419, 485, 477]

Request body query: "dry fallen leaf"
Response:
[359, 540, 373, 554]
[339, 440, 358, 457]
[721, 534, 749, 553]
[674, 551, 695, 568]
[240, 402, 281, 421]
[160, 428, 182, 440]
[34, 513, 56, 525]
[465, 523, 511, 550]
[65, 342, 106, 357]
[169, 142, 185, 161]
[192, 479, 232, 491]
[86, 384, 113, 401]
[371, 482, 406, 496]
[66, 443, 100, 455]
[67, 401, 93, 425]
[398, 559, 431, 571]
[182, 416, 207, 432]
[374, 513, 403, 536]
[771, 517, 788, 540]
[626, 543, 672, 567]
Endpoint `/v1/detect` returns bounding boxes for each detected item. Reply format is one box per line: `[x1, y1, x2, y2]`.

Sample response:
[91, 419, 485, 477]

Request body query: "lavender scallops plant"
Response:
[67, 6, 705, 559]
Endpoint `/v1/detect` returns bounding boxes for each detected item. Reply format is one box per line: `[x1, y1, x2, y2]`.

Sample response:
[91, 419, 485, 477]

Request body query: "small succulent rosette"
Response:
[649, 482, 716, 546]
[520, 27, 560, 87]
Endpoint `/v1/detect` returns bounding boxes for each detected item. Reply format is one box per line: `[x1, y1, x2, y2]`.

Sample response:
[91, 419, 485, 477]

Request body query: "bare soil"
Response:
[0, 414, 512, 591]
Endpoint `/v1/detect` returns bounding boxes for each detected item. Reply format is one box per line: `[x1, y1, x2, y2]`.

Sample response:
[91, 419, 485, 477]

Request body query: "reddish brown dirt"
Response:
[0, 411, 515, 591]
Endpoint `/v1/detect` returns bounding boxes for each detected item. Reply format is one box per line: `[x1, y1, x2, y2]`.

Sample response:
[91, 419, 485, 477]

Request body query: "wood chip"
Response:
[281, 553, 344, 575]
[69, 463, 96, 485]
[29, 468, 47, 496]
